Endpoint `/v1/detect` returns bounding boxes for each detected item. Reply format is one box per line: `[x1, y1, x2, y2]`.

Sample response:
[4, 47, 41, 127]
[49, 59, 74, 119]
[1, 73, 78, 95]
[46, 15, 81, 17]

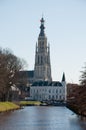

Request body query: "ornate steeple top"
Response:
[39, 17, 45, 36]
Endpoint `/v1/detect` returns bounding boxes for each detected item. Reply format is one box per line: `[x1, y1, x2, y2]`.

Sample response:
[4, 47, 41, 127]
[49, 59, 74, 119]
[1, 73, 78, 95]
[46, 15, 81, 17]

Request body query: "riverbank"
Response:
[67, 103, 86, 117]
[19, 101, 66, 106]
[19, 101, 41, 106]
[0, 102, 20, 113]
[67, 85, 86, 117]
[0, 101, 41, 113]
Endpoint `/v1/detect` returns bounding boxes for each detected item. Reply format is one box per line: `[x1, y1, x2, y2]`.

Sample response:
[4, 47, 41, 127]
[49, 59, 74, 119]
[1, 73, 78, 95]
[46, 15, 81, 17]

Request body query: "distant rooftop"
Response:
[18, 70, 34, 78]
[31, 81, 63, 87]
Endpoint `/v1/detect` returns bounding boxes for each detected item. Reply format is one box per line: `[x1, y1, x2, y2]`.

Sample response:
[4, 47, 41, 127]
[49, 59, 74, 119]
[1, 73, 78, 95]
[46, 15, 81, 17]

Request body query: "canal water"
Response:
[0, 106, 86, 130]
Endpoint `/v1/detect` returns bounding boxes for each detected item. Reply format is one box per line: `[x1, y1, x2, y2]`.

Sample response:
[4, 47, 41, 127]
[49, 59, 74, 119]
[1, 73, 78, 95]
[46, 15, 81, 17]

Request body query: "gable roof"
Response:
[32, 81, 63, 87]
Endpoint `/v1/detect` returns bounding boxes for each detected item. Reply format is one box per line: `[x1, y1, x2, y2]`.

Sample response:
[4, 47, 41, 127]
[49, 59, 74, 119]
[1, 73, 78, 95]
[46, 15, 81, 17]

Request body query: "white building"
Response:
[30, 73, 66, 101]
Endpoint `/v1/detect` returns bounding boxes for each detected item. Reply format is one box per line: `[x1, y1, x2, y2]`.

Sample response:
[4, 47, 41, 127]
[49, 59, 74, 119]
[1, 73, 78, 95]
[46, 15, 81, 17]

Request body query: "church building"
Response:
[34, 17, 52, 82]
[30, 17, 67, 102]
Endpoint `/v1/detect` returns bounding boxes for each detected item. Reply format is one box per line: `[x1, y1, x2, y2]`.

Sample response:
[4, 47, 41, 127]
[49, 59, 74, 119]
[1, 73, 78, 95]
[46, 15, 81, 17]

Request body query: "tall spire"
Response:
[62, 72, 66, 82]
[34, 17, 52, 82]
[39, 17, 45, 36]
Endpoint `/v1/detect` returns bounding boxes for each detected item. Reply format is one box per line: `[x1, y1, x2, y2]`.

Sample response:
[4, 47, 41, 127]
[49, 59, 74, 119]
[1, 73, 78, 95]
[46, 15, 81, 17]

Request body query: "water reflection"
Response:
[0, 106, 86, 130]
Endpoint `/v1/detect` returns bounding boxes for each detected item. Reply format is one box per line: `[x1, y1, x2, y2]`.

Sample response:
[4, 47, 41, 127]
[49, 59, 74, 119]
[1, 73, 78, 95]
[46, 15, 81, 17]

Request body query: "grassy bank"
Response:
[20, 101, 41, 106]
[0, 102, 20, 112]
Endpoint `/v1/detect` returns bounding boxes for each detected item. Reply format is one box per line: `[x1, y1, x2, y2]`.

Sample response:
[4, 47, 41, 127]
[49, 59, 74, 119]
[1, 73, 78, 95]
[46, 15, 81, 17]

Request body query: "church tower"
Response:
[34, 17, 52, 81]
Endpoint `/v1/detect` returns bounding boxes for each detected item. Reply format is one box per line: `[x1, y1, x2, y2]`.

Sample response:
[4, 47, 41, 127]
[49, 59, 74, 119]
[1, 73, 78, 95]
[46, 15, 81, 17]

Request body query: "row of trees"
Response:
[67, 63, 86, 116]
[0, 48, 26, 101]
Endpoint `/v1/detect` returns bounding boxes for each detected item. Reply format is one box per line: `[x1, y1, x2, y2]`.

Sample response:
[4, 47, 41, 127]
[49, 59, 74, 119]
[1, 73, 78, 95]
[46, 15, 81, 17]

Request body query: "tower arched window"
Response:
[41, 56, 43, 64]
[38, 56, 39, 64]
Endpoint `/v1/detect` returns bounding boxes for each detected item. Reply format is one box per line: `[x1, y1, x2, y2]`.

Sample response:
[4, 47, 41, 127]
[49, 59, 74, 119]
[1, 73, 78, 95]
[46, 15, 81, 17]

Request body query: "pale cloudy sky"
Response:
[0, 0, 86, 84]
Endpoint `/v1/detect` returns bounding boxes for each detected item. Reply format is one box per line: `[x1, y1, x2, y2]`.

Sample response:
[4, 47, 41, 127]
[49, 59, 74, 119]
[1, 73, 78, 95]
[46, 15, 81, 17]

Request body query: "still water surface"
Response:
[0, 106, 86, 130]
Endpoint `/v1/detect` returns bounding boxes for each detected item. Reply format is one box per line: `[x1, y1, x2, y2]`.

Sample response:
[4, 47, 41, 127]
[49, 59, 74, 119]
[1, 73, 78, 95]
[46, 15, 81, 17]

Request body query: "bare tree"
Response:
[0, 48, 26, 101]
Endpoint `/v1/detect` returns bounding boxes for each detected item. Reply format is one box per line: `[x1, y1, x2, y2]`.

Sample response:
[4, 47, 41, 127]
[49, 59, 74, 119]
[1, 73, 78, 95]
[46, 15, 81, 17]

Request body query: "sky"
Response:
[0, 0, 86, 84]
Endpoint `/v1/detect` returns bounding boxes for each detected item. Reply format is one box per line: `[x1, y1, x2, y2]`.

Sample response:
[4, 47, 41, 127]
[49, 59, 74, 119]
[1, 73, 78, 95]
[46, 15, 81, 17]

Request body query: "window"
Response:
[60, 95, 61, 99]
[59, 89, 61, 93]
[53, 89, 54, 93]
[40, 95, 41, 99]
[56, 95, 58, 99]
[52, 95, 54, 99]
[49, 95, 51, 99]
[49, 89, 51, 93]
[56, 89, 58, 93]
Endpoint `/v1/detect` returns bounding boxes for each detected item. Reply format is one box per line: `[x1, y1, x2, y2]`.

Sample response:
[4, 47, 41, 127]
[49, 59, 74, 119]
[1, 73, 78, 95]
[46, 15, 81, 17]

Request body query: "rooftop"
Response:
[31, 81, 63, 87]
